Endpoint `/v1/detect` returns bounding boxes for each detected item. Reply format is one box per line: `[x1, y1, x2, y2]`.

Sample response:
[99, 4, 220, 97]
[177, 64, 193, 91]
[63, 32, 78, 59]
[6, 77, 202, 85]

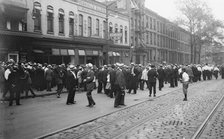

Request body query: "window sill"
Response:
[47, 31, 54, 35]
[34, 30, 42, 33]
[59, 33, 65, 36]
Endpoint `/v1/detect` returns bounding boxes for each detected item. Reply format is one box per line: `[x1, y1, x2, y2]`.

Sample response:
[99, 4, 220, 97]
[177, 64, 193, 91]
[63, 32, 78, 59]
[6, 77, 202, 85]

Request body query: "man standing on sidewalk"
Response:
[181, 68, 190, 101]
[84, 63, 96, 107]
[114, 63, 126, 108]
[147, 65, 158, 97]
[66, 65, 77, 105]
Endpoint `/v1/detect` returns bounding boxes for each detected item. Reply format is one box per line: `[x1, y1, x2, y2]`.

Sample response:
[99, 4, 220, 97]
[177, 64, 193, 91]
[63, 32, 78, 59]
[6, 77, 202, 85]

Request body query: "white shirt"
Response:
[4, 69, 11, 80]
[182, 72, 189, 82]
[141, 69, 148, 80]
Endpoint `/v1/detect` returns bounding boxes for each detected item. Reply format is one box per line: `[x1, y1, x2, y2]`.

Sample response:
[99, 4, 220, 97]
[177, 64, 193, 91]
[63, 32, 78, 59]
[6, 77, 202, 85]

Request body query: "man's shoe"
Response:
[120, 104, 126, 106]
[16, 103, 22, 106]
[183, 98, 187, 101]
[154, 94, 156, 97]
[114, 106, 121, 108]
[149, 94, 151, 97]
[86, 105, 93, 107]
[66, 103, 72, 105]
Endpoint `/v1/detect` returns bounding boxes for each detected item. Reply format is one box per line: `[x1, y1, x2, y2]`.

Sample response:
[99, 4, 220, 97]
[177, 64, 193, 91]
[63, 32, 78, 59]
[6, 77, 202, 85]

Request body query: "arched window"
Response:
[69, 11, 74, 36]
[33, 2, 41, 32]
[47, 5, 54, 33]
[125, 26, 128, 44]
[79, 14, 83, 36]
[58, 8, 64, 34]
[96, 19, 99, 36]
[115, 24, 118, 33]
[88, 16, 92, 37]
[120, 25, 123, 43]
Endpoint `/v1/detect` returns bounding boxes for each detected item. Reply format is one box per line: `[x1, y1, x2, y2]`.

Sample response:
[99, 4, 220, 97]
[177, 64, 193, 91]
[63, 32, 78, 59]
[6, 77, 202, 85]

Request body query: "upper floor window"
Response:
[153, 19, 156, 30]
[88, 17, 92, 37]
[115, 24, 118, 43]
[69, 11, 74, 36]
[79, 14, 83, 36]
[58, 9, 64, 35]
[96, 19, 99, 36]
[120, 25, 123, 43]
[33, 2, 41, 32]
[125, 26, 128, 44]
[150, 17, 152, 29]
[47, 5, 54, 33]
[103, 20, 107, 39]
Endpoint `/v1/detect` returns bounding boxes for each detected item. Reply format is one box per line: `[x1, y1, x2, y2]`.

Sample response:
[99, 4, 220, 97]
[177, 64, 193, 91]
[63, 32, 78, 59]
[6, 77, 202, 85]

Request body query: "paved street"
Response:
[1, 79, 224, 139]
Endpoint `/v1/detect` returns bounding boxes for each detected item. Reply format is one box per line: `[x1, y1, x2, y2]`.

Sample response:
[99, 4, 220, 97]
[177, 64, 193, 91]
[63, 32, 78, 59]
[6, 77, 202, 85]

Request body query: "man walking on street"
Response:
[147, 65, 158, 97]
[181, 68, 190, 101]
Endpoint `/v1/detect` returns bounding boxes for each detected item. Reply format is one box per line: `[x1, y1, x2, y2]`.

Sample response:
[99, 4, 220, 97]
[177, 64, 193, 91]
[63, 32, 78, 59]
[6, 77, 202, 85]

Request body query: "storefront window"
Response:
[47, 6, 54, 33]
[58, 9, 64, 35]
[33, 2, 41, 32]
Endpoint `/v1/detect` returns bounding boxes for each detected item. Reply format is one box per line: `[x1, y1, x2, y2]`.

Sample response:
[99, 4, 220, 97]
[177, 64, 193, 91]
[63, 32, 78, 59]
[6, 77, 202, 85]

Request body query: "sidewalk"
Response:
[1, 83, 183, 139]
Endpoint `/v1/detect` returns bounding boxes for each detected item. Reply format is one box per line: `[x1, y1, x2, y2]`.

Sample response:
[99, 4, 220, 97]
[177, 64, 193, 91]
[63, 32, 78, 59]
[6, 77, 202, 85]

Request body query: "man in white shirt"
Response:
[181, 68, 190, 101]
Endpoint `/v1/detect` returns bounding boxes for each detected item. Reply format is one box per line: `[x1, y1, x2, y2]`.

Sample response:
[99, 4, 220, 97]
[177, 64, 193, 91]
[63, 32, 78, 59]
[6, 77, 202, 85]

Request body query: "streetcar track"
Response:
[36, 80, 210, 139]
[191, 90, 224, 139]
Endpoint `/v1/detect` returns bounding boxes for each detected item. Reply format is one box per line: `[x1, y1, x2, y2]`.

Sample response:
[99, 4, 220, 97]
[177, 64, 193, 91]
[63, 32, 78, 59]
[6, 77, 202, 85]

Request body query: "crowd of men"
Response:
[1, 59, 224, 107]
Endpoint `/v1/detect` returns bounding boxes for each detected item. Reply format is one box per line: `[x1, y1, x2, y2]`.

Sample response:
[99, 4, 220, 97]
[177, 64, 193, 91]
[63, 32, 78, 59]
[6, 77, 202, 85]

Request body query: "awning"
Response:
[86, 50, 93, 56]
[108, 51, 113, 57]
[60, 49, 68, 56]
[112, 52, 117, 56]
[78, 50, 85, 56]
[68, 49, 75, 55]
[93, 50, 99, 55]
[33, 49, 44, 54]
[52, 49, 60, 55]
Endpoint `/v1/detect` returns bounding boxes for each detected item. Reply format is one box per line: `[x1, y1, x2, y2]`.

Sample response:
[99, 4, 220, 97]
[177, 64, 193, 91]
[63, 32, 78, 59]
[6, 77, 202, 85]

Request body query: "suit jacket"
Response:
[115, 69, 126, 89]
[157, 68, 165, 79]
[66, 71, 77, 90]
[109, 69, 116, 84]
[147, 69, 158, 83]
[86, 69, 95, 91]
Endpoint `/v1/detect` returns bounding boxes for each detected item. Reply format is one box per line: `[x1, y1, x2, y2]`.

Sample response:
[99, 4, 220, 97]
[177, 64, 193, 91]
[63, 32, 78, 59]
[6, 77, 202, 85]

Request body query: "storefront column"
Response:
[75, 49, 79, 65]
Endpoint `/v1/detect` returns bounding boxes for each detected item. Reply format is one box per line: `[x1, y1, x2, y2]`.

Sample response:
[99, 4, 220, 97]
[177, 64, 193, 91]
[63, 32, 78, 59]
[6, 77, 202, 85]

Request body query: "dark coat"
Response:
[109, 69, 117, 84]
[129, 67, 138, 89]
[66, 71, 77, 90]
[114, 69, 126, 89]
[147, 69, 158, 83]
[102, 69, 108, 82]
[86, 69, 95, 91]
[97, 69, 103, 82]
[157, 68, 165, 79]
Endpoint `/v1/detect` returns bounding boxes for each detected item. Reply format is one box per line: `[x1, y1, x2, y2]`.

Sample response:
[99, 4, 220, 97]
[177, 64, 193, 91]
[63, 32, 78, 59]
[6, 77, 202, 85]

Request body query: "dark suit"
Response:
[86, 69, 96, 106]
[109, 69, 116, 98]
[97, 69, 103, 93]
[157, 68, 165, 90]
[147, 68, 158, 96]
[114, 69, 126, 107]
[66, 70, 77, 104]
[128, 67, 138, 94]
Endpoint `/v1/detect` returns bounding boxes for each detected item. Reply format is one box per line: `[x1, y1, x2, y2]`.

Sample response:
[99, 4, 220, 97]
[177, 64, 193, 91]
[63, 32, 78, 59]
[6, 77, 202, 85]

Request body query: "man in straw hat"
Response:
[66, 65, 77, 105]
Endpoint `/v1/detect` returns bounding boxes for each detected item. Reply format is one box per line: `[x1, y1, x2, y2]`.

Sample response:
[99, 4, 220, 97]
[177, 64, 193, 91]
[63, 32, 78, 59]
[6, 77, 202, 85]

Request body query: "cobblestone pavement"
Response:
[199, 93, 224, 139]
[41, 79, 224, 139]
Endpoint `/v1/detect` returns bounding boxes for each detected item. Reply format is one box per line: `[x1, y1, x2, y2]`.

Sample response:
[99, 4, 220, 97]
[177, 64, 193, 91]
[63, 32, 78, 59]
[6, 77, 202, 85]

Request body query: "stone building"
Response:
[0, 0, 130, 66]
